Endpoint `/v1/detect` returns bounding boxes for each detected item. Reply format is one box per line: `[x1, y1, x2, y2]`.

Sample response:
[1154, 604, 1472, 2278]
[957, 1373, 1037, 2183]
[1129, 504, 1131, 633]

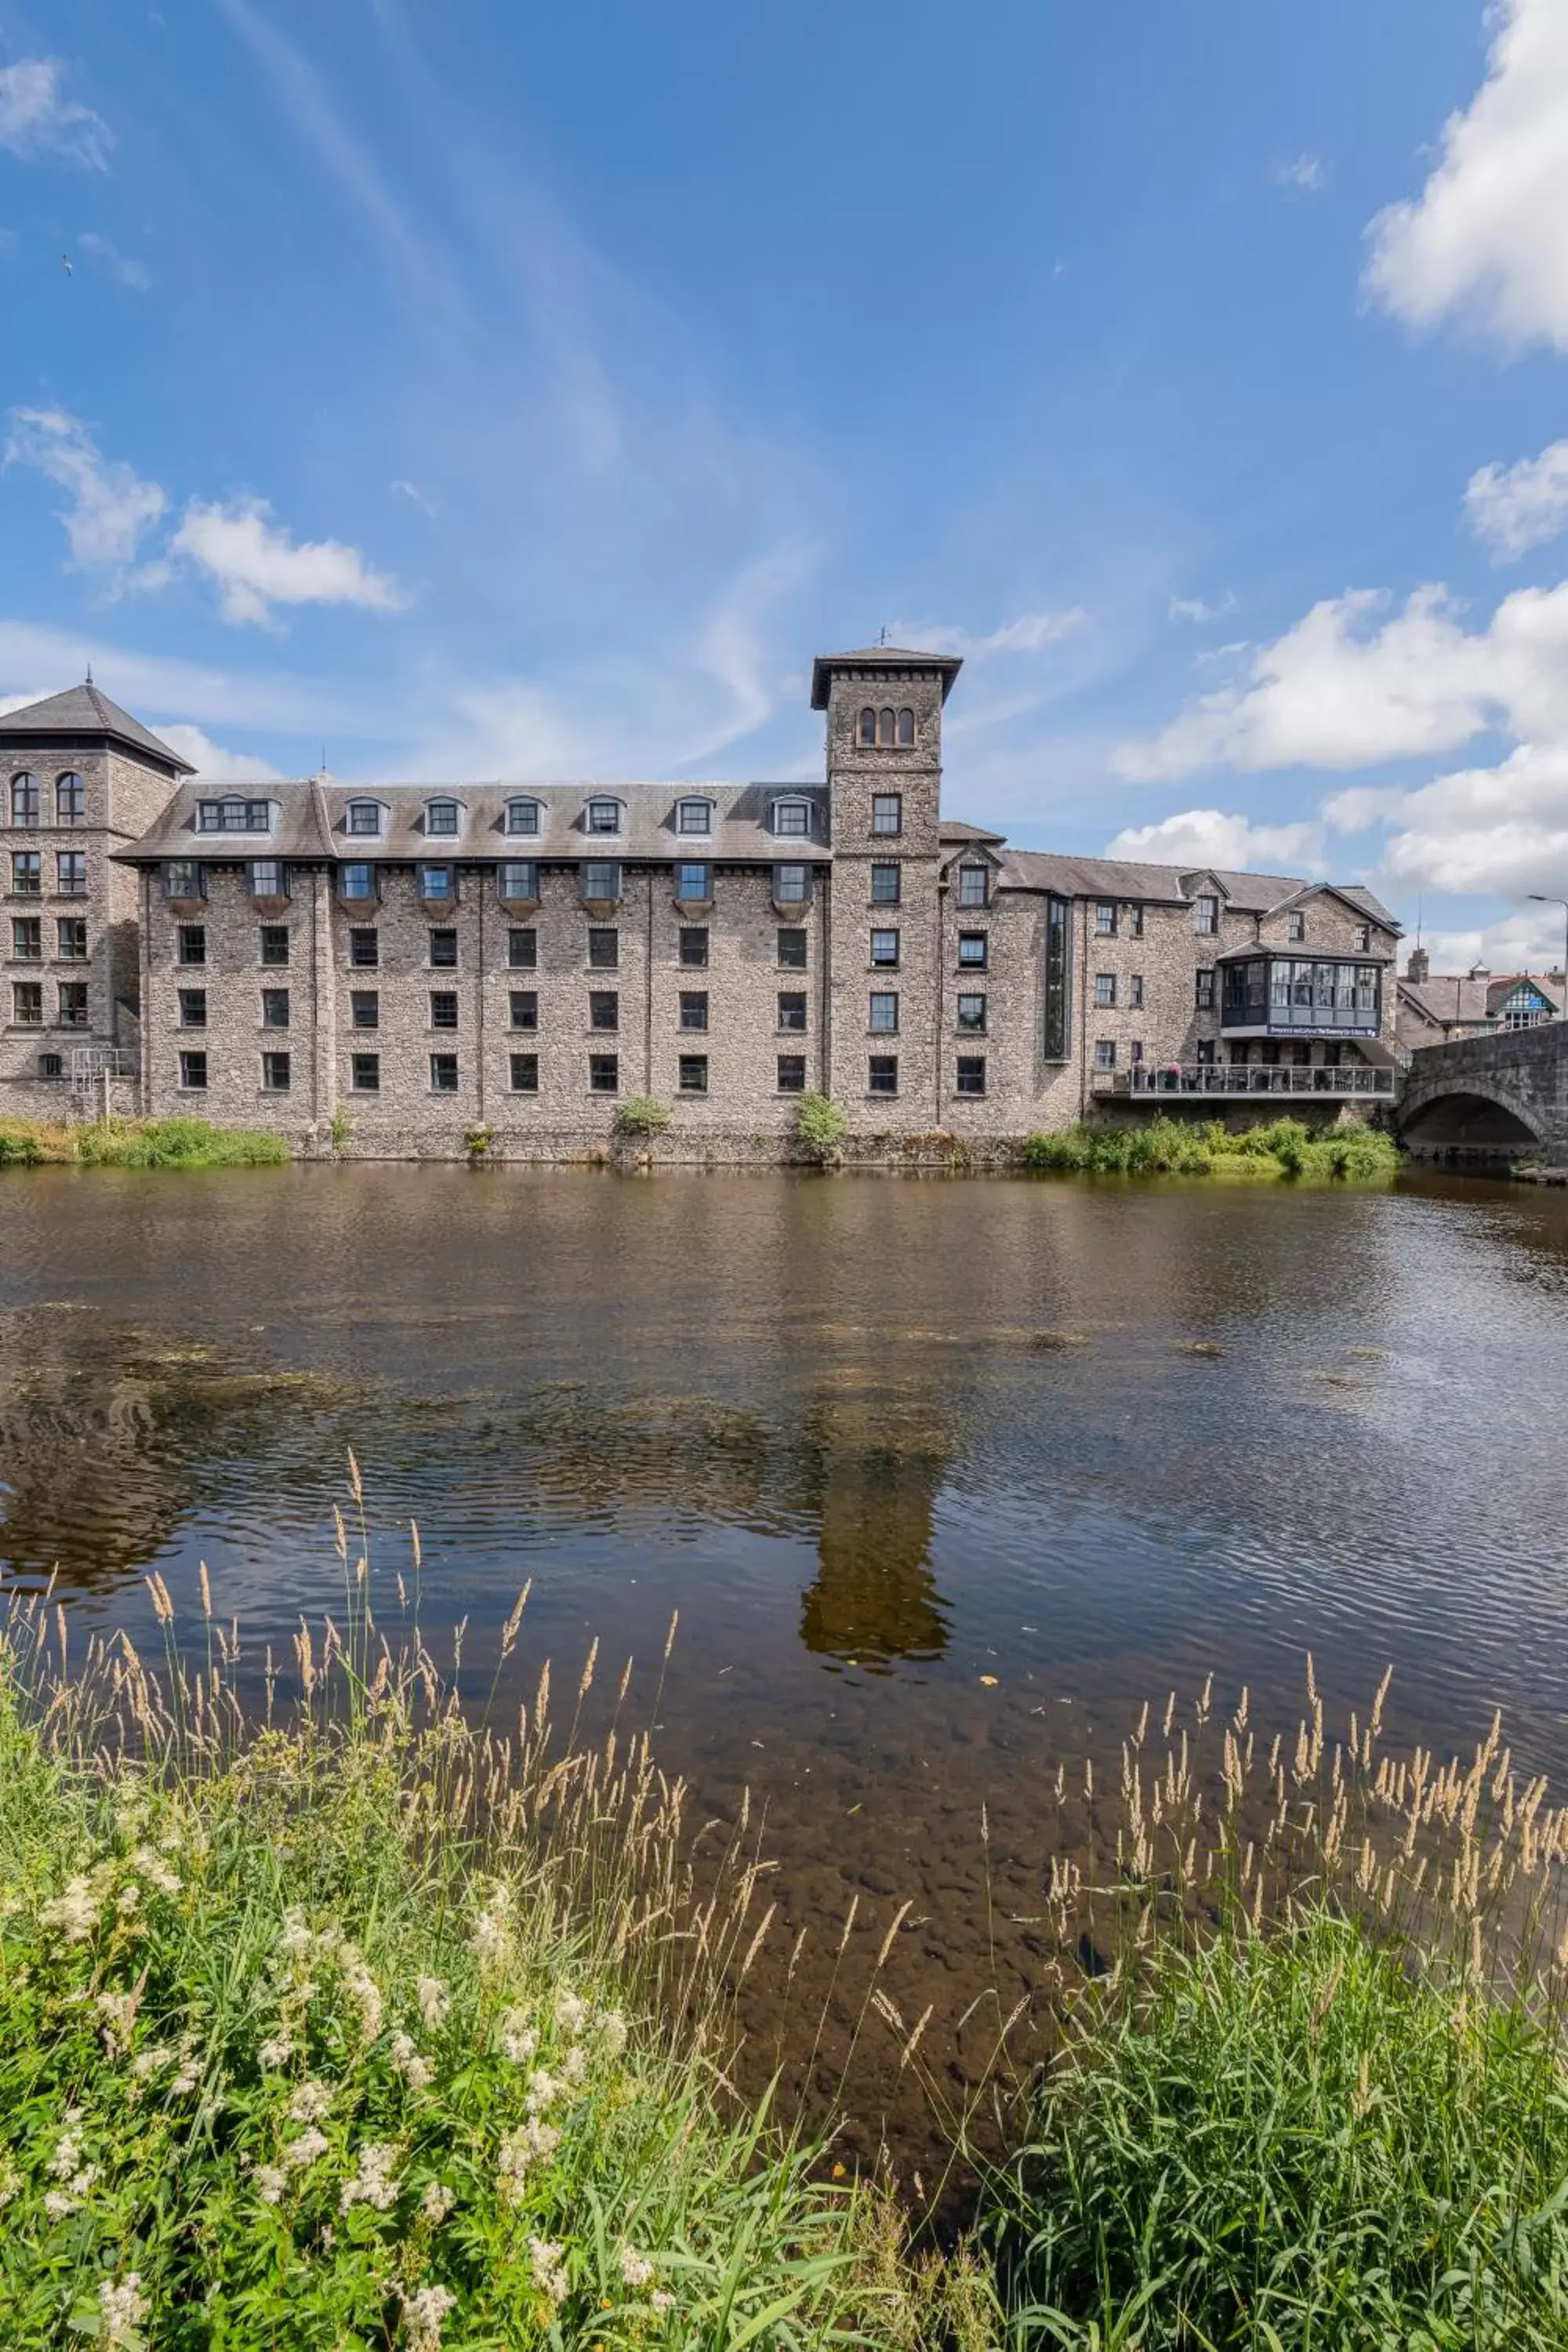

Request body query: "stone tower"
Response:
[811, 645, 962, 1127]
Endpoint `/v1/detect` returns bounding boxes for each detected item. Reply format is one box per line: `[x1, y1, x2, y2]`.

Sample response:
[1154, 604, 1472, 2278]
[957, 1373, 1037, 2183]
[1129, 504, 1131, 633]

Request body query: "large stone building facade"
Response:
[2, 648, 1402, 1150]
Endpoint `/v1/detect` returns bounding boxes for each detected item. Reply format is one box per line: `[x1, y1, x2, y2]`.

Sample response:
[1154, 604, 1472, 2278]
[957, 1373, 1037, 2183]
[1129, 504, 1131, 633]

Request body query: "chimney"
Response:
[1406, 946, 1429, 982]
[1468, 964, 1490, 982]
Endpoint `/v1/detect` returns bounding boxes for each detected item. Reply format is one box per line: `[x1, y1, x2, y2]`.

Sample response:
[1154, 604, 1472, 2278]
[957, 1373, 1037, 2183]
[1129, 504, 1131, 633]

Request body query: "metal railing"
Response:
[1096, 1062, 1395, 1099]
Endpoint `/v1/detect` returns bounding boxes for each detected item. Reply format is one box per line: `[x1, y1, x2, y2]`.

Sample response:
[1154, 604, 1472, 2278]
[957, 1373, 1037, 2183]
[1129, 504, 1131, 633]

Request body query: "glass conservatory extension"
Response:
[1220, 953, 1382, 1037]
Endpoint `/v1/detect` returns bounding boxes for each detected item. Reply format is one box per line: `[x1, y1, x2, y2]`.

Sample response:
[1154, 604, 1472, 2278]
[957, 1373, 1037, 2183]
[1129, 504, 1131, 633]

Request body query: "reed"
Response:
[0, 1116, 289, 1169]
[1020, 1116, 1400, 1180]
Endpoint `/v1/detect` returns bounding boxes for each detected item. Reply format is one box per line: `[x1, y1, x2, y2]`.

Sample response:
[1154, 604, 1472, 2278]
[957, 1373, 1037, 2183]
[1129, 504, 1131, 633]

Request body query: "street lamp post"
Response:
[1528, 895, 1568, 1022]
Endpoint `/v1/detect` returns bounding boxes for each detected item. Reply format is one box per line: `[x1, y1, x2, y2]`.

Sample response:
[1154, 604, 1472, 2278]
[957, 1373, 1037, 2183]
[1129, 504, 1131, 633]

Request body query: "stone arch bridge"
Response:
[1397, 1025, 1568, 1162]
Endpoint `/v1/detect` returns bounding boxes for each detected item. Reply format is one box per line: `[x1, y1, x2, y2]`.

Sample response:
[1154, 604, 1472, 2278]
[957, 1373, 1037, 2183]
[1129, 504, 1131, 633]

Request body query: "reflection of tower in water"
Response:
[798, 1389, 952, 1667]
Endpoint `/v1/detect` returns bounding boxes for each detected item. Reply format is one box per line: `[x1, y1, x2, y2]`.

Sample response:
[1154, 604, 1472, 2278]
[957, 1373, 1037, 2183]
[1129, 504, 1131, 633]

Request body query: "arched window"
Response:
[877, 707, 896, 747]
[9, 773, 39, 825]
[425, 798, 460, 837]
[858, 706, 877, 746]
[56, 772, 85, 822]
[896, 708, 915, 746]
[506, 797, 541, 836]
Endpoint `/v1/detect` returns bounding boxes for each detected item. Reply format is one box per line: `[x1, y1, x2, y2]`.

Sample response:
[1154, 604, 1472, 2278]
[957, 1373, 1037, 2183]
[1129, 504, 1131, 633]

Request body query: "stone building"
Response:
[2, 647, 1402, 1149]
[1396, 946, 1563, 1053]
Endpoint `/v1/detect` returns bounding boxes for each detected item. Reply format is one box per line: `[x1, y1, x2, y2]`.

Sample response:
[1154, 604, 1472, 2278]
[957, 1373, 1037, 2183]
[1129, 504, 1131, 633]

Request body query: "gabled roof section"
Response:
[0, 682, 196, 773]
[810, 645, 964, 708]
[992, 848, 1399, 928]
[939, 818, 1007, 845]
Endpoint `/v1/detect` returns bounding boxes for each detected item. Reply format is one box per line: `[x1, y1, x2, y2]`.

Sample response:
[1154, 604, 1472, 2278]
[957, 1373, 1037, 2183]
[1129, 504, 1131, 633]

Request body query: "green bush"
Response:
[0, 1127, 44, 1167]
[795, 1092, 848, 1160]
[613, 1097, 672, 1138]
[1022, 1116, 1399, 1182]
[74, 1118, 290, 1169]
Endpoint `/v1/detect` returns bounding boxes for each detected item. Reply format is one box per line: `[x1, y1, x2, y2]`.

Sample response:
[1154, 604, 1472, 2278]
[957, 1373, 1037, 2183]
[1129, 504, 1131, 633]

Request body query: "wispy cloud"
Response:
[3, 408, 165, 572]
[1169, 590, 1237, 624]
[885, 609, 1085, 661]
[1273, 152, 1325, 194]
[0, 619, 391, 740]
[0, 58, 110, 170]
[390, 477, 438, 520]
[170, 499, 405, 628]
[1465, 441, 1568, 561]
[154, 724, 285, 781]
[77, 231, 150, 291]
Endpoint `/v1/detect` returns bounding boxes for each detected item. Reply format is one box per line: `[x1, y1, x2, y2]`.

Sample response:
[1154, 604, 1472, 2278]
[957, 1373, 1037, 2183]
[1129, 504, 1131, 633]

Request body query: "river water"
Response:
[2, 1164, 1566, 2162]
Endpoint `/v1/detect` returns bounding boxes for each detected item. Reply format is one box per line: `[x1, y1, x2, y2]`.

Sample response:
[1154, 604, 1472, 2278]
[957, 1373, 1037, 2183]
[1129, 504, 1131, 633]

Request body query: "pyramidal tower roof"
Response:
[810, 644, 964, 709]
[0, 681, 196, 773]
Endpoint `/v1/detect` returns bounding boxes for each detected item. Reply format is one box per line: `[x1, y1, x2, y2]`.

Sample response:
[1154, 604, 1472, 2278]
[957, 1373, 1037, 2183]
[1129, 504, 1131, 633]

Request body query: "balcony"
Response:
[1095, 1062, 1396, 1101]
[1220, 954, 1384, 1038]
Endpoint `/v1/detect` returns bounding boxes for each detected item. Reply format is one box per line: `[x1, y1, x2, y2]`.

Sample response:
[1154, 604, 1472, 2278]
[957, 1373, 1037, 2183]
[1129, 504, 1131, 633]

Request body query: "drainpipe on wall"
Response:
[139, 865, 153, 1115]
[1078, 898, 1091, 1120]
[933, 869, 945, 1130]
[475, 871, 486, 1124]
[644, 869, 654, 1094]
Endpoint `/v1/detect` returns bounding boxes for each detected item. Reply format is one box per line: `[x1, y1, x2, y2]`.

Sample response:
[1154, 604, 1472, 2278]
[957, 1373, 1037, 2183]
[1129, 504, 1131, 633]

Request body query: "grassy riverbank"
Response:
[1022, 1114, 1401, 1179]
[0, 1115, 289, 1168]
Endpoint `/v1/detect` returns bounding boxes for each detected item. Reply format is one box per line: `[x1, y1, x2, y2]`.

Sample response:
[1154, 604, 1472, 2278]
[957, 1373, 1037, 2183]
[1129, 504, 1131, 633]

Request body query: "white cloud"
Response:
[1364, 0, 1568, 352]
[1375, 741, 1568, 897]
[1465, 441, 1568, 561]
[3, 408, 166, 571]
[1104, 808, 1323, 873]
[1112, 580, 1568, 779]
[1420, 915, 1567, 973]
[1170, 591, 1237, 624]
[76, 231, 150, 291]
[0, 59, 110, 169]
[169, 499, 404, 626]
[390, 477, 437, 518]
[1274, 153, 1324, 194]
[0, 619, 390, 739]
[154, 724, 284, 781]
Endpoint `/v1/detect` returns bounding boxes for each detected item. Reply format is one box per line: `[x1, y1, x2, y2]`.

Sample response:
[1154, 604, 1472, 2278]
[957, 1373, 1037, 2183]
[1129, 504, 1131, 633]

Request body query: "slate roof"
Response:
[996, 848, 1398, 928]
[116, 777, 834, 866]
[939, 818, 1007, 844]
[0, 682, 195, 772]
[1401, 972, 1563, 1026]
[809, 646, 964, 708]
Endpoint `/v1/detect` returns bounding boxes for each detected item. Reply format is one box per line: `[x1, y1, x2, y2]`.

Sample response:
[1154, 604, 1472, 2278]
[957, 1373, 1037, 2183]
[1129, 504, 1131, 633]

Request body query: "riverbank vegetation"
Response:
[1022, 1114, 1401, 1180]
[0, 1115, 289, 1169]
[2, 1487, 1563, 2346]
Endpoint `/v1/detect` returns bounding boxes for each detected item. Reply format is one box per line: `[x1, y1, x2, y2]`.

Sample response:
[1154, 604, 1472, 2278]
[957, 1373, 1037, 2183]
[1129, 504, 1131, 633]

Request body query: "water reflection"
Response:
[799, 1392, 951, 1665]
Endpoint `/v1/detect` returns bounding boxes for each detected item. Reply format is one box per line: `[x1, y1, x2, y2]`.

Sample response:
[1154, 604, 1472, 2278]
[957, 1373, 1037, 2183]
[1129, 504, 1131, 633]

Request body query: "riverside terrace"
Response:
[0, 647, 1401, 1152]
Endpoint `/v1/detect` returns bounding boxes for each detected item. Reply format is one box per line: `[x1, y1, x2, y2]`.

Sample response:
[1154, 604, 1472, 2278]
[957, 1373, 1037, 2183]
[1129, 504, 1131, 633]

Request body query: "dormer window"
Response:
[586, 797, 622, 836]
[506, 797, 542, 836]
[346, 800, 383, 838]
[1287, 909, 1305, 942]
[425, 798, 460, 837]
[1194, 893, 1219, 936]
[677, 797, 713, 836]
[772, 799, 811, 838]
[957, 865, 989, 908]
[196, 796, 271, 833]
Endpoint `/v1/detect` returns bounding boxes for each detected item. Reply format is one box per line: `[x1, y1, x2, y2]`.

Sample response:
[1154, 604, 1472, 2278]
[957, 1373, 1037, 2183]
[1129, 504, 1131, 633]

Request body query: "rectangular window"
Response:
[350, 990, 379, 1030]
[868, 990, 898, 1033]
[1093, 971, 1116, 1008]
[178, 988, 207, 1029]
[772, 801, 810, 837]
[1196, 969, 1215, 1010]
[419, 865, 453, 900]
[510, 1051, 539, 1093]
[261, 987, 290, 1029]
[587, 927, 619, 969]
[957, 932, 988, 969]
[56, 982, 88, 1028]
[499, 861, 538, 901]
[56, 918, 87, 960]
[430, 991, 459, 1029]
[165, 861, 201, 898]
[957, 866, 989, 908]
[956, 992, 986, 1033]
[776, 1054, 806, 1094]
[197, 797, 270, 833]
[776, 927, 808, 968]
[38, 1051, 63, 1078]
[178, 1050, 208, 1091]
[1287, 909, 1306, 942]
[351, 1052, 380, 1092]
[869, 928, 899, 967]
[349, 927, 379, 968]
[869, 862, 901, 906]
[260, 924, 290, 966]
[1196, 1037, 1216, 1065]
[429, 927, 458, 967]
[675, 862, 711, 901]
[56, 853, 87, 897]
[1129, 973, 1144, 1009]
[11, 851, 41, 896]
[955, 1054, 986, 1096]
[177, 924, 206, 966]
[589, 989, 619, 1031]
[679, 926, 709, 967]
[1353, 923, 1370, 952]
[1195, 895, 1219, 935]
[678, 1054, 709, 1094]
[11, 981, 42, 1025]
[1130, 1040, 1145, 1064]
[11, 917, 41, 960]
[340, 863, 376, 901]
[677, 800, 712, 835]
[1128, 905, 1145, 939]
[508, 927, 537, 969]
[509, 989, 538, 1030]
[429, 1053, 459, 1092]
[778, 991, 808, 1032]
[1095, 902, 1116, 937]
[423, 803, 459, 837]
[773, 862, 809, 904]
[56, 775, 84, 822]
[506, 800, 540, 836]
[867, 1054, 898, 1096]
[678, 990, 708, 1032]
[1093, 1039, 1116, 1072]
[249, 861, 287, 897]
[586, 799, 621, 835]
[261, 1051, 291, 1091]
[589, 1053, 619, 1094]
[583, 859, 620, 902]
[871, 793, 902, 837]
[346, 803, 381, 837]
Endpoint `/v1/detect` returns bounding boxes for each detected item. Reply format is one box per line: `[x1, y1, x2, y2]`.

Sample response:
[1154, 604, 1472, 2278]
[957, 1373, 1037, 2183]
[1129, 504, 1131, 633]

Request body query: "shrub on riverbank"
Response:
[0, 1116, 289, 1169]
[1021, 1115, 1400, 1180]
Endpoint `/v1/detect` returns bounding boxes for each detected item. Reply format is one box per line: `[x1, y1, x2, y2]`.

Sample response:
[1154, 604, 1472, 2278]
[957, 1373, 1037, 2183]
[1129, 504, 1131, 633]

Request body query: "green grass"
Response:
[0, 1116, 289, 1169]
[1020, 1116, 1400, 1181]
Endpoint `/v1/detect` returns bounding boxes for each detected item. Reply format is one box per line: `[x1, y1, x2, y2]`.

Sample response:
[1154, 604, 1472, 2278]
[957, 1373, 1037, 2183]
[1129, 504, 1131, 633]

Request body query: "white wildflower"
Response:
[39, 1875, 99, 1944]
[130, 1845, 181, 1897]
[170, 2057, 201, 2096]
[596, 2006, 629, 2057]
[44, 2189, 77, 2221]
[278, 1911, 314, 1962]
[115, 1883, 141, 1916]
[554, 1988, 589, 2035]
[468, 1883, 514, 1973]
[289, 2078, 332, 2124]
[43, 2162, 96, 2220]
[96, 1989, 139, 2056]
[98, 2272, 146, 2347]
[528, 2234, 569, 2309]
[282, 2126, 328, 2172]
[340, 2140, 400, 2213]
[389, 2032, 434, 2092]
[131, 2045, 172, 2080]
[619, 2245, 655, 2288]
[341, 1948, 383, 2043]
[652, 2288, 674, 2315]
[497, 2118, 559, 2205]
[257, 2031, 294, 2071]
[560, 2043, 588, 2089]
[253, 2163, 287, 2205]
[420, 2180, 455, 2223]
[416, 1976, 449, 2032]
[49, 2128, 83, 2180]
[400, 2281, 456, 2352]
[0, 2158, 18, 2206]
[498, 2009, 537, 2065]
[524, 2067, 559, 2114]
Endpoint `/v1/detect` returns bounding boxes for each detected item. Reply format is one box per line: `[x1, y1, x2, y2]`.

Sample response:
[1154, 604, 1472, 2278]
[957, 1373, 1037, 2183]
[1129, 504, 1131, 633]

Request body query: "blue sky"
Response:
[3, 0, 1568, 970]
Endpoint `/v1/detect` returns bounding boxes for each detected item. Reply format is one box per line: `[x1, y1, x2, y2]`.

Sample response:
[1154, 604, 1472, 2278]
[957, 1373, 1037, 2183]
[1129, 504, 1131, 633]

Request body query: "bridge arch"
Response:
[1396, 1079, 1545, 1156]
